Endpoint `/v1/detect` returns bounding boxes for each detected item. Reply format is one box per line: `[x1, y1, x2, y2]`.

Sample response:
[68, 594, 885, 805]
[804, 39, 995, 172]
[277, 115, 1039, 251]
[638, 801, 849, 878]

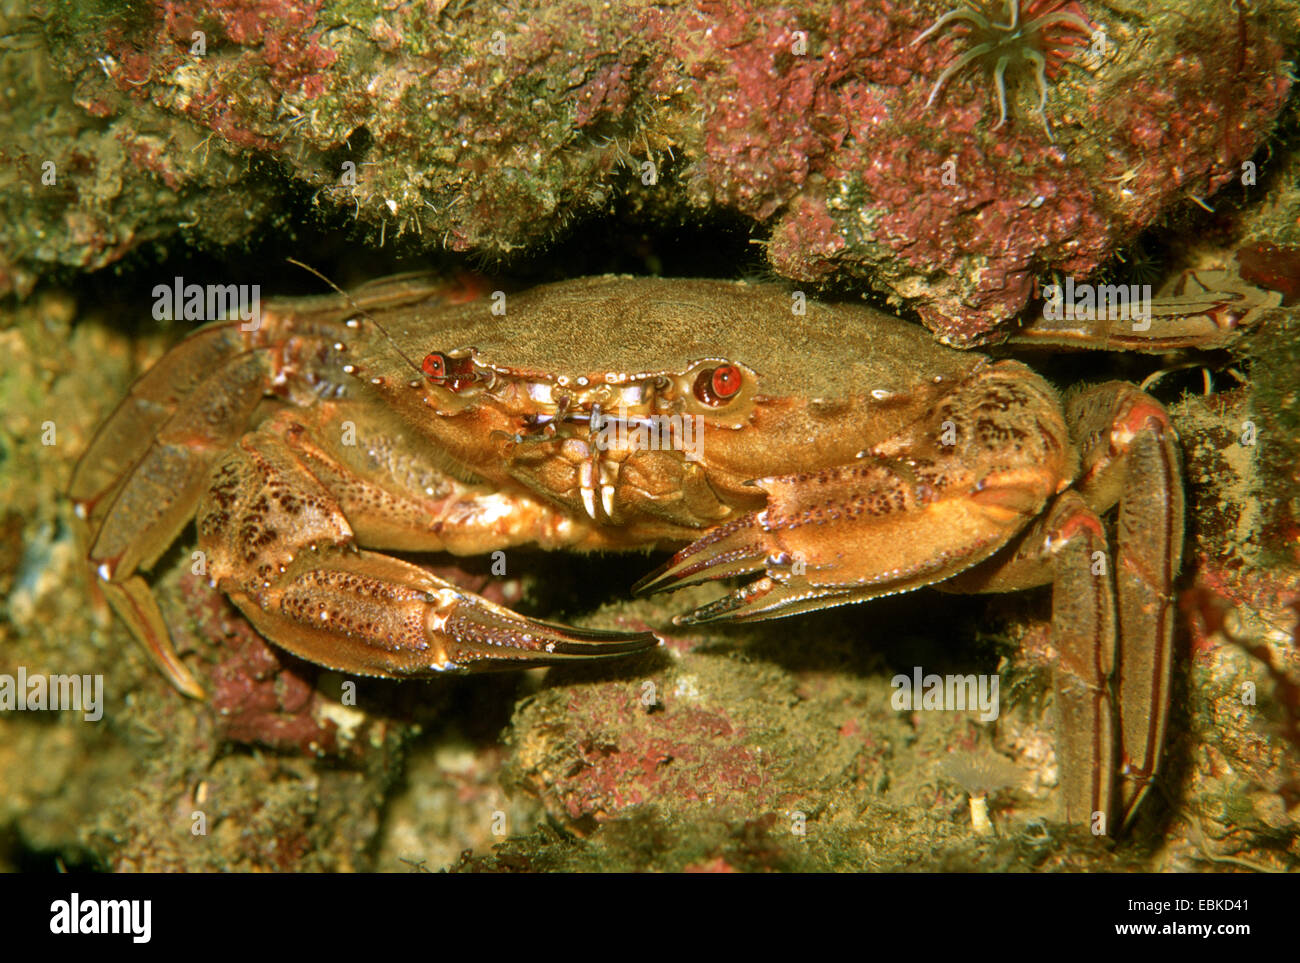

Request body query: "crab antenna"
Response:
[285, 258, 429, 378]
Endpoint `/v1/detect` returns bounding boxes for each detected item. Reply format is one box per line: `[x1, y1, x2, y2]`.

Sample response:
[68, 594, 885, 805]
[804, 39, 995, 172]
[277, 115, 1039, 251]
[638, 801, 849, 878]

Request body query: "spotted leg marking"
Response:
[198, 417, 657, 677]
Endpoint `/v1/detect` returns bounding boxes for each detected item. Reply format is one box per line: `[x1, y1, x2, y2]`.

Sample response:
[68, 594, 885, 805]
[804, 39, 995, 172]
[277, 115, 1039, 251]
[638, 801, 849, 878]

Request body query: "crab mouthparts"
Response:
[523, 405, 662, 434]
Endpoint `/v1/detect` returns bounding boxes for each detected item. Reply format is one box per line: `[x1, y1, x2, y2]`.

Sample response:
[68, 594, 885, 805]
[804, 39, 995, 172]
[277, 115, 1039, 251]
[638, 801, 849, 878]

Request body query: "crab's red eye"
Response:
[422, 352, 448, 380]
[711, 364, 742, 399]
[693, 364, 744, 406]
[421, 351, 479, 391]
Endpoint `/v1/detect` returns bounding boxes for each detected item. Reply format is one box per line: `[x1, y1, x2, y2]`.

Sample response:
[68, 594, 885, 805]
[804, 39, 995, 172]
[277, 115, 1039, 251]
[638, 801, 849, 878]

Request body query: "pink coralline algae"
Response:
[508, 684, 775, 831]
[675, 0, 1292, 342]
[12, 0, 1297, 341]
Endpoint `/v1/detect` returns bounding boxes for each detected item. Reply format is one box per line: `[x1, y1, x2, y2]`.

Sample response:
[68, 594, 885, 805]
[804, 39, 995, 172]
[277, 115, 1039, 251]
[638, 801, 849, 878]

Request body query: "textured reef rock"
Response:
[2, 0, 1294, 341]
[494, 592, 1071, 872]
[1166, 387, 1300, 872]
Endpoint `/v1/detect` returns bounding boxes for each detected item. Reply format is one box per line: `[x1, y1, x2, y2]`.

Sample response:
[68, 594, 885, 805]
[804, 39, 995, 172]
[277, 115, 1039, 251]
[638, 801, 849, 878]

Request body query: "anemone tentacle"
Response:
[913, 0, 1095, 138]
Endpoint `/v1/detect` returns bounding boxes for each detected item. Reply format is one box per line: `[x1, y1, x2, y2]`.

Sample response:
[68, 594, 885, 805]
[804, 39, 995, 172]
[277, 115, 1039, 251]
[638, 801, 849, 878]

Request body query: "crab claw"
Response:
[632, 514, 768, 599]
[633, 422, 1061, 625]
[225, 550, 660, 679]
[630, 513, 847, 623]
[428, 592, 664, 672]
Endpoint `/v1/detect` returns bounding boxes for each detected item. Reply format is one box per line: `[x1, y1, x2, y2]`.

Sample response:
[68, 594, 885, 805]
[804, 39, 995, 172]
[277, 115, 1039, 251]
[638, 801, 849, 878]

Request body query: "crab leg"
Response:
[1010, 268, 1281, 352]
[68, 273, 471, 542]
[1038, 495, 1119, 829]
[70, 326, 257, 529]
[1068, 383, 1183, 826]
[198, 417, 657, 677]
[947, 381, 1182, 831]
[946, 490, 1120, 829]
[69, 297, 375, 696]
[1050, 384, 1182, 828]
[69, 327, 275, 698]
[271, 407, 617, 555]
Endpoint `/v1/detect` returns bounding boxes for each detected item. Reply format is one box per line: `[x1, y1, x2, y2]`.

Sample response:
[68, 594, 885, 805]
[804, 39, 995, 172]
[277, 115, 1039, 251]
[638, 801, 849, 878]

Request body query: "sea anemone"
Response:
[912, 0, 1096, 137]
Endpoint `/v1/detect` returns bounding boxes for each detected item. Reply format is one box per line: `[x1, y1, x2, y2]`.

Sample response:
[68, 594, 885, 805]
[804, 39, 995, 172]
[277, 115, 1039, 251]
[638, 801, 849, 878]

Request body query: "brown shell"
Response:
[372, 276, 982, 401]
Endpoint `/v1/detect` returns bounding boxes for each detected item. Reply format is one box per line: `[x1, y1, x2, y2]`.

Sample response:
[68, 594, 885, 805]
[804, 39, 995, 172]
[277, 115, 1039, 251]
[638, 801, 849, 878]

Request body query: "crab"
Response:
[70, 270, 1279, 835]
